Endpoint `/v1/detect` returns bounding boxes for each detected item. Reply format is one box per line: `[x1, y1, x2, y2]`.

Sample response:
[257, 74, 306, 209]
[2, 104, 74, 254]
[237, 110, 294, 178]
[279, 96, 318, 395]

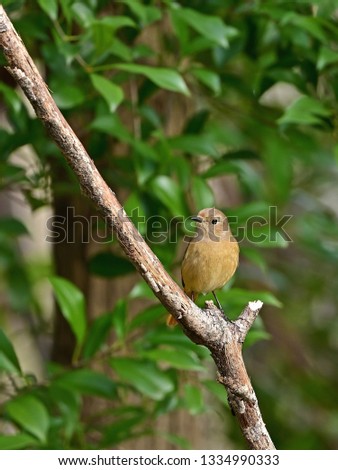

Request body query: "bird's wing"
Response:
[180, 238, 192, 289]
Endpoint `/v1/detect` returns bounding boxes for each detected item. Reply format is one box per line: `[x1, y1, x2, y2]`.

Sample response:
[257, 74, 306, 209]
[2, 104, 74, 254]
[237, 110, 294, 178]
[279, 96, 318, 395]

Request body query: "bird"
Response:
[167, 208, 239, 326]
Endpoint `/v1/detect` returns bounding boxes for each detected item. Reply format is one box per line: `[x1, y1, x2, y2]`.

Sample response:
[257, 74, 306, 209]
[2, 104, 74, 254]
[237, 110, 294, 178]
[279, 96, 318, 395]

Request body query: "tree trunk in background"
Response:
[51, 192, 89, 364]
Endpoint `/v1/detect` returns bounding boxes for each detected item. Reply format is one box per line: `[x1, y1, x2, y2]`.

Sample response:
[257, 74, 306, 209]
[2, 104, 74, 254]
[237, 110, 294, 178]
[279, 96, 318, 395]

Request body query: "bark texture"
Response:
[0, 6, 275, 450]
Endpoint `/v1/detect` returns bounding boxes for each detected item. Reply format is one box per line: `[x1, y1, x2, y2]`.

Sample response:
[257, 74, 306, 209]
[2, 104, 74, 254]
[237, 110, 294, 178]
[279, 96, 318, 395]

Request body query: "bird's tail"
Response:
[166, 314, 178, 327]
[166, 291, 195, 327]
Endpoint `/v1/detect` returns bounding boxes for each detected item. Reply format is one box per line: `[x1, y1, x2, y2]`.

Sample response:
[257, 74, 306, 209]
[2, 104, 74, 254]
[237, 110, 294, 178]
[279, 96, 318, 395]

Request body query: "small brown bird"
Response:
[167, 208, 239, 326]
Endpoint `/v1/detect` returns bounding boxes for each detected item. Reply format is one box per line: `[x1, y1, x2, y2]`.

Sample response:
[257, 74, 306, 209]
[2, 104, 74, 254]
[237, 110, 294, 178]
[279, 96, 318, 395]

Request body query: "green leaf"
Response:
[191, 68, 221, 95]
[222, 149, 260, 160]
[261, 137, 292, 205]
[191, 176, 215, 210]
[183, 384, 205, 415]
[111, 299, 127, 341]
[54, 369, 117, 398]
[88, 252, 134, 277]
[49, 276, 86, 350]
[278, 96, 332, 126]
[0, 329, 21, 373]
[53, 84, 86, 110]
[0, 83, 22, 114]
[109, 38, 133, 61]
[168, 134, 220, 157]
[119, 0, 162, 26]
[184, 109, 210, 134]
[115, 64, 190, 96]
[111, 358, 174, 400]
[129, 304, 164, 331]
[240, 246, 267, 273]
[141, 347, 203, 371]
[82, 311, 114, 359]
[102, 407, 147, 446]
[244, 329, 271, 348]
[149, 175, 187, 216]
[139, 327, 210, 363]
[37, 0, 58, 21]
[5, 395, 49, 442]
[59, 0, 73, 24]
[90, 114, 132, 142]
[0, 163, 26, 188]
[128, 280, 154, 300]
[131, 140, 158, 185]
[91, 17, 136, 57]
[254, 291, 283, 308]
[48, 386, 80, 440]
[0, 433, 38, 450]
[249, 224, 290, 248]
[172, 8, 237, 48]
[217, 288, 282, 310]
[141, 327, 209, 359]
[97, 16, 136, 30]
[171, 154, 191, 189]
[90, 74, 124, 113]
[281, 12, 327, 43]
[0, 217, 29, 237]
[202, 161, 241, 179]
[170, 8, 189, 49]
[124, 193, 147, 235]
[317, 46, 338, 71]
[71, 2, 94, 27]
[226, 201, 270, 224]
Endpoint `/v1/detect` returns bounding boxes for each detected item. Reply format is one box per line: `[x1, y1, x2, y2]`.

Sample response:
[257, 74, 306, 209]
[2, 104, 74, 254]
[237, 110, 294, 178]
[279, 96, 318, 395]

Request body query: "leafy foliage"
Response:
[0, 0, 338, 450]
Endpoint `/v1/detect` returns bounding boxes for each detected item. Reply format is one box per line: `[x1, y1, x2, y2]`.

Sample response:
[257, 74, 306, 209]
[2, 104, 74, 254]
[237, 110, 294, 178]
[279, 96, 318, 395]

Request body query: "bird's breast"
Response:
[181, 238, 239, 295]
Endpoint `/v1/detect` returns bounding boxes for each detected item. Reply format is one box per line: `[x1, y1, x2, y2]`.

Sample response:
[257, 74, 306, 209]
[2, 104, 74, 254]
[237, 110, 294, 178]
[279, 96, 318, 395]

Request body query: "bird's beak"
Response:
[191, 216, 203, 223]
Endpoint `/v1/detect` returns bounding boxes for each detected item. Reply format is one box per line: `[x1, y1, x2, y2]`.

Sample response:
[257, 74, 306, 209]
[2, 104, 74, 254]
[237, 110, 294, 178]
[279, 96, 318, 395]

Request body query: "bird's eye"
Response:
[211, 219, 218, 225]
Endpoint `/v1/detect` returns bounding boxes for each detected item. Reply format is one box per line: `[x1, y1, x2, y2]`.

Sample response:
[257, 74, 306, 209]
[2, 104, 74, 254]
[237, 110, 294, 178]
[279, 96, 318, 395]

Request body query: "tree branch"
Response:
[0, 6, 275, 450]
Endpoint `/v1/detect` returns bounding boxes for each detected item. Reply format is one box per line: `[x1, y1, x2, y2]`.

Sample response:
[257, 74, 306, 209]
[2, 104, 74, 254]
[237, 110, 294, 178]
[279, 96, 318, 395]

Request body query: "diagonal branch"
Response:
[0, 5, 275, 450]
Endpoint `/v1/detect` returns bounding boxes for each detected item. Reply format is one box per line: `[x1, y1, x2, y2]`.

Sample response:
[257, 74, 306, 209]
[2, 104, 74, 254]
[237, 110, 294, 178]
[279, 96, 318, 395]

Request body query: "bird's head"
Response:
[191, 208, 232, 241]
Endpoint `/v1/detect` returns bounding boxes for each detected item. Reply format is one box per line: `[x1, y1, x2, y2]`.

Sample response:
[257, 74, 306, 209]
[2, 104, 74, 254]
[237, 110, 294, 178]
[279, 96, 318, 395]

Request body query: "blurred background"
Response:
[0, 0, 338, 450]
